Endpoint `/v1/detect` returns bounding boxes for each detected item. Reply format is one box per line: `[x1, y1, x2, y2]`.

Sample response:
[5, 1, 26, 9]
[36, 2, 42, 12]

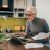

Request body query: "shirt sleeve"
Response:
[25, 21, 30, 34]
[25, 21, 33, 37]
[43, 20, 49, 33]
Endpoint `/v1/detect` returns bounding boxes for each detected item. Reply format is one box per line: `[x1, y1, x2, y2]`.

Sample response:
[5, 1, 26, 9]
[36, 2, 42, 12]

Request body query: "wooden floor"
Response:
[2, 41, 50, 50]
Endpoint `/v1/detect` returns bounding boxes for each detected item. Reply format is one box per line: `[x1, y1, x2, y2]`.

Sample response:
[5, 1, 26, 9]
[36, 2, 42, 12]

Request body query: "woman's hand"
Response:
[19, 32, 26, 36]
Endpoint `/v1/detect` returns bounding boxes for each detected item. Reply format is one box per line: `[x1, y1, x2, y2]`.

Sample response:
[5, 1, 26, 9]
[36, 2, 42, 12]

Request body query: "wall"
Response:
[36, 0, 50, 30]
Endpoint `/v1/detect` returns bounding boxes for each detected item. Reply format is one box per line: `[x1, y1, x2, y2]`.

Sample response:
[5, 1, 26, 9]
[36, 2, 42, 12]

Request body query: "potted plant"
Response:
[0, 33, 5, 50]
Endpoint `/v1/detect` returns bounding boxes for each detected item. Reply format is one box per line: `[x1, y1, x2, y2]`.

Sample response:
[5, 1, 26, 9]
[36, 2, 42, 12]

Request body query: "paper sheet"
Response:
[24, 43, 44, 49]
[31, 32, 49, 40]
[17, 37, 24, 39]
[3, 38, 11, 41]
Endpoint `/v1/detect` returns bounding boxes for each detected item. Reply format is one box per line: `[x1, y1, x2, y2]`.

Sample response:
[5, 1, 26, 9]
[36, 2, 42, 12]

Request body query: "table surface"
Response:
[2, 40, 50, 50]
[1, 33, 50, 50]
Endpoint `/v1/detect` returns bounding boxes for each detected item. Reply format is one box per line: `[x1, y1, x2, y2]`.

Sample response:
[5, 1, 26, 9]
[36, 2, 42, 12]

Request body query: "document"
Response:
[24, 43, 44, 49]
[31, 32, 49, 40]
[3, 38, 11, 41]
[17, 37, 24, 39]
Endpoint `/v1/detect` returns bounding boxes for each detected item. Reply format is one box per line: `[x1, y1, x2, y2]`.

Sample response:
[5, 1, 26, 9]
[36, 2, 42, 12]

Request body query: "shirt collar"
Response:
[32, 17, 39, 23]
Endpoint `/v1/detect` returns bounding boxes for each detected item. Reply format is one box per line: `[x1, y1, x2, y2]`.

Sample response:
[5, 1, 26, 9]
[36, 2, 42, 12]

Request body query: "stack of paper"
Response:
[31, 32, 49, 40]
[24, 43, 44, 49]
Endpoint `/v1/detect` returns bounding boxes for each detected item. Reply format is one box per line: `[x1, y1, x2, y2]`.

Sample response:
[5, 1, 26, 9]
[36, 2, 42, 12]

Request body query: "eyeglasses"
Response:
[25, 13, 36, 16]
[25, 14, 32, 16]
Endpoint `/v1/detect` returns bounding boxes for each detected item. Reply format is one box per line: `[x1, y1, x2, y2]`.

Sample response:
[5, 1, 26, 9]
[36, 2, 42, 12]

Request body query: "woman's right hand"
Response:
[18, 32, 26, 36]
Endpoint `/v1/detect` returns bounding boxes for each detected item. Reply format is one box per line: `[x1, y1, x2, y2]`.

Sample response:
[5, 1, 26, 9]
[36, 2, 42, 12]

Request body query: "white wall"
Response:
[36, 0, 50, 30]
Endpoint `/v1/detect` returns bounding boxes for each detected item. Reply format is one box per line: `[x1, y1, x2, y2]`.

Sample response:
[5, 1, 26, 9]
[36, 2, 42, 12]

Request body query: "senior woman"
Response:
[20, 6, 49, 44]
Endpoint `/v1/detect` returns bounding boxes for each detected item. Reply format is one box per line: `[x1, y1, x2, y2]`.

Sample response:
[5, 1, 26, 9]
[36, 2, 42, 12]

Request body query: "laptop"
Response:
[10, 37, 28, 45]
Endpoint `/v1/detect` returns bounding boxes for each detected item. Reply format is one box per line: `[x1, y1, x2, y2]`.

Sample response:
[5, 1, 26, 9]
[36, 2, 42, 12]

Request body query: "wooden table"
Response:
[2, 40, 50, 50]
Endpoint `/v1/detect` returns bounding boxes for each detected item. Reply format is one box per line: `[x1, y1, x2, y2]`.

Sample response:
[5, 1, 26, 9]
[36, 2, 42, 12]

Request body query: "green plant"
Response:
[0, 48, 3, 50]
[0, 33, 5, 41]
[0, 33, 6, 50]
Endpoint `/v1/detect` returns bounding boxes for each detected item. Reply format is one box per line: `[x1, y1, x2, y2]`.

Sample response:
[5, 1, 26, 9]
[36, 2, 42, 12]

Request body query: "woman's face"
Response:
[26, 11, 37, 21]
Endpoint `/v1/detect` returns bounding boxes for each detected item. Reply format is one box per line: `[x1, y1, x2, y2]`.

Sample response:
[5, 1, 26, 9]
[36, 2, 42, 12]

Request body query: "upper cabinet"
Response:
[14, 0, 26, 9]
[14, 0, 32, 9]
[0, 0, 36, 17]
[0, 0, 14, 17]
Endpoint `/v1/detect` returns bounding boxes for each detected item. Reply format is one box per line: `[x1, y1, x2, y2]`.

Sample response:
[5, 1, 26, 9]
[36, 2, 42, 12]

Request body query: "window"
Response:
[18, 9, 24, 17]
[32, 0, 36, 6]
[2, 0, 8, 8]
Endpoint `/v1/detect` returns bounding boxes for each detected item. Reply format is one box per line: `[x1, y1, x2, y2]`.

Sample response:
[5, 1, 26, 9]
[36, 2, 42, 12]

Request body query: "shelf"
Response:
[0, 11, 14, 13]
[13, 17, 27, 18]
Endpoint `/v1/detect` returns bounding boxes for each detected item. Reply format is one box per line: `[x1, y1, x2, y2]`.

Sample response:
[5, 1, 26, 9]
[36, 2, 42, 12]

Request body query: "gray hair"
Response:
[26, 6, 37, 14]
